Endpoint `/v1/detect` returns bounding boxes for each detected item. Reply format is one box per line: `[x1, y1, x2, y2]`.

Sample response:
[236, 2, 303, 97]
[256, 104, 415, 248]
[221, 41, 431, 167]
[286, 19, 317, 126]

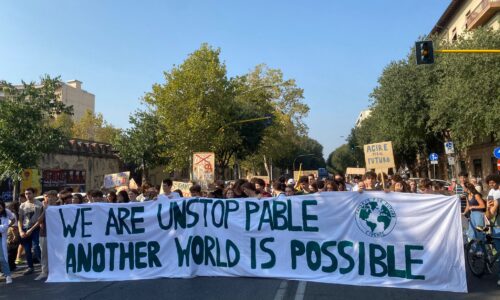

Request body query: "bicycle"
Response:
[465, 224, 500, 277]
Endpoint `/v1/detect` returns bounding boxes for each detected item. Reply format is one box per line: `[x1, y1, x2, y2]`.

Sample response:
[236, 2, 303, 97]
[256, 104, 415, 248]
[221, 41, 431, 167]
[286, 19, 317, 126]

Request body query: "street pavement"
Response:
[1, 262, 499, 300]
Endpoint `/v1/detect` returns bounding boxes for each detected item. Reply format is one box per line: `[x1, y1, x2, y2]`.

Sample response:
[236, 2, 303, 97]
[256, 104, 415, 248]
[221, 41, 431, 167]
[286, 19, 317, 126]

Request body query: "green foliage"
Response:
[430, 28, 500, 149]
[145, 45, 312, 177]
[326, 144, 357, 174]
[337, 28, 499, 172]
[113, 109, 168, 180]
[72, 109, 121, 143]
[0, 76, 73, 181]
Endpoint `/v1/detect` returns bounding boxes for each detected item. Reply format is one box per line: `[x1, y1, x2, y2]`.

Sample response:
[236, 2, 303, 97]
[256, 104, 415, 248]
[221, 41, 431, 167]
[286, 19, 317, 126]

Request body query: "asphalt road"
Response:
[1, 262, 499, 300]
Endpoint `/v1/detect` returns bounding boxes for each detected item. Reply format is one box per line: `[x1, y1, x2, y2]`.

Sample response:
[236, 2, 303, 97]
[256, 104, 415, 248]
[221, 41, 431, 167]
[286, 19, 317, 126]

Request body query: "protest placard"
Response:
[364, 141, 395, 170]
[193, 152, 215, 189]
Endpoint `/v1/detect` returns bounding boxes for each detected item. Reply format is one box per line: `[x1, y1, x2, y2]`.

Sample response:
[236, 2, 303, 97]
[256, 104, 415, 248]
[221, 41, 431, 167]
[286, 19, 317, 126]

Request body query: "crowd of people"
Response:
[0, 172, 499, 285]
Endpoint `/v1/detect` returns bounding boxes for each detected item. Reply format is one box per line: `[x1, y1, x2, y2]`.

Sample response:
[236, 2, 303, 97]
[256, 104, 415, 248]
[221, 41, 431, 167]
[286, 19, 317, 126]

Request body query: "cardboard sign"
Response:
[193, 152, 215, 189]
[364, 141, 395, 170]
[103, 172, 130, 189]
[171, 181, 192, 197]
[346, 168, 366, 175]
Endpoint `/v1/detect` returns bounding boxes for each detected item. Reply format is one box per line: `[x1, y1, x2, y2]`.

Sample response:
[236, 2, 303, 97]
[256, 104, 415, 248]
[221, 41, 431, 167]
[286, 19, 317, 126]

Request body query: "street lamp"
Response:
[293, 154, 316, 171]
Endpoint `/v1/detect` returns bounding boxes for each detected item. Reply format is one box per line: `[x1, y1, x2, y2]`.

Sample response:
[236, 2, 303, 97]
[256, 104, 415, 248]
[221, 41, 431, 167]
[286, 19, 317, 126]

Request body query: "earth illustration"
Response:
[358, 200, 393, 234]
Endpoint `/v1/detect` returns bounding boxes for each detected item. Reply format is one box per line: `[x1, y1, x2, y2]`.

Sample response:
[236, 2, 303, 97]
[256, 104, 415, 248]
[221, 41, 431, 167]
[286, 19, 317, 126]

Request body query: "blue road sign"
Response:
[429, 153, 438, 161]
[494, 147, 500, 159]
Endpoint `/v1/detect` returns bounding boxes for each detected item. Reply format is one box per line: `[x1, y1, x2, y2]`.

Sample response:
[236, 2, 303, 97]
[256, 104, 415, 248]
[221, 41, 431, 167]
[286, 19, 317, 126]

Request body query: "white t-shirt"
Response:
[488, 188, 500, 200]
[157, 192, 181, 201]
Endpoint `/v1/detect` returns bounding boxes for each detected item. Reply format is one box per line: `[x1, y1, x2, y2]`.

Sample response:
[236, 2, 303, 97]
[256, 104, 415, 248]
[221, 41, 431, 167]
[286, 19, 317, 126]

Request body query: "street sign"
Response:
[447, 156, 455, 165]
[494, 147, 500, 159]
[444, 142, 455, 154]
[497, 159, 500, 171]
[429, 153, 438, 165]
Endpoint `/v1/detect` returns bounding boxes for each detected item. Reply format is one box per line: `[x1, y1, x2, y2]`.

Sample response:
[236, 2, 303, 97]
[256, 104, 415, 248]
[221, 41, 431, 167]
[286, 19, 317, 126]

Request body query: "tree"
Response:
[72, 109, 121, 143]
[327, 144, 357, 174]
[235, 64, 310, 177]
[114, 109, 169, 183]
[0, 76, 72, 199]
[145, 44, 235, 175]
[429, 28, 500, 149]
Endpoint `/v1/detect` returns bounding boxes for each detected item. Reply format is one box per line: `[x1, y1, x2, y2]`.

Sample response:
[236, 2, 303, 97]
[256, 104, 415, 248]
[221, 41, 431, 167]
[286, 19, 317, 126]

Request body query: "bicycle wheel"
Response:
[466, 240, 487, 277]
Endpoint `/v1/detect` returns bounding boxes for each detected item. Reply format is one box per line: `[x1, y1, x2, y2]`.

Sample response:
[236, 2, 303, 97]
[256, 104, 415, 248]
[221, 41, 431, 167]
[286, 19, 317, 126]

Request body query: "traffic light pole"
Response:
[435, 49, 500, 53]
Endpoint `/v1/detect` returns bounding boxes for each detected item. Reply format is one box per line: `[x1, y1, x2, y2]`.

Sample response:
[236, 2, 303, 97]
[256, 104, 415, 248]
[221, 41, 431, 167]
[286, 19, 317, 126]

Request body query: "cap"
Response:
[287, 179, 295, 185]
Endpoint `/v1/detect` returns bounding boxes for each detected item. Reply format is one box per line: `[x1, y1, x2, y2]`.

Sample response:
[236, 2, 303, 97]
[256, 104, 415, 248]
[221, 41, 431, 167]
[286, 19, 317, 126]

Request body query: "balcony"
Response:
[466, 0, 500, 29]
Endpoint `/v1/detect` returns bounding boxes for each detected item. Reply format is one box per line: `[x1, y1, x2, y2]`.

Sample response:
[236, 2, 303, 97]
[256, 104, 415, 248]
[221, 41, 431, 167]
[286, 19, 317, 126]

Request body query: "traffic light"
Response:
[415, 41, 434, 65]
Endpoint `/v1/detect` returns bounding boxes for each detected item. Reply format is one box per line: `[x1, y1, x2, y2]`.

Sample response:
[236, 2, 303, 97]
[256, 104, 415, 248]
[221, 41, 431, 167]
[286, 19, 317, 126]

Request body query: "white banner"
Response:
[46, 192, 467, 293]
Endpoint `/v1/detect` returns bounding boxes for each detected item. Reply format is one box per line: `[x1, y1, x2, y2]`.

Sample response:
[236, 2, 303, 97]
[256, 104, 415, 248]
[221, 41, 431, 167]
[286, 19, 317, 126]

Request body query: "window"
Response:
[473, 159, 482, 179]
[460, 160, 467, 174]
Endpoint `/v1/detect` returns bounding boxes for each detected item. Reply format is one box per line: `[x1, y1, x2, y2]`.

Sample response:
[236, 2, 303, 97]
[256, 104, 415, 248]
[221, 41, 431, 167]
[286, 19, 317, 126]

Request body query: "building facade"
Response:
[39, 139, 121, 192]
[57, 80, 95, 121]
[0, 79, 95, 121]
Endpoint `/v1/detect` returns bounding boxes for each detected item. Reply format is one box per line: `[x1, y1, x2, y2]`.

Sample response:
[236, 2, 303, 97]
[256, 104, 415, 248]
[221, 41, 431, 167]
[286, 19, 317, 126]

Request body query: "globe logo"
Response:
[355, 198, 397, 238]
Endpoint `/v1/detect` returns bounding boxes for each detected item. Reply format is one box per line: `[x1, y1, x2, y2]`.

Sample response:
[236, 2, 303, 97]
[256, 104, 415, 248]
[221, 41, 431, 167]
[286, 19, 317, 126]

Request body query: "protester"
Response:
[471, 177, 482, 194]
[325, 180, 338, 192]
[241, 182, 259, 198]
[359, 171, 380, 191]
[18, 187, 43, 275]
[107, 191, 117, 203]
[189, 184, 202, 197]
[143, 188, 159, 201]
[173, 189, 184, 198]
[158, 179, 181, 200]
[232, 179, 247, 198]
[71, 193, 84, 204]
[117, 190, 130, 203]
[316, 180, 325, 192]
[309, 182, 319, 193]
[224, 188, 235, 199]
[295, 176, 310, 195]
[308, 174, 316, 185]
[408, 179, 418, 193]
[90, 190, 105, 203]
[285, 185, 295, 196]
[0, 200, 13, 284]
[484, 174, 500, 286]
[418, 178, 434, 194]
[27, 190, 59, 281]
[211, 180, 225, 199]
[128, 189, 140, 202]
[136, 182, 152, 202]
[254, 178, 271, 197]
[7, 202, 20, 271]
[272, 181, 286, 197]
[463, 182, 486, 244]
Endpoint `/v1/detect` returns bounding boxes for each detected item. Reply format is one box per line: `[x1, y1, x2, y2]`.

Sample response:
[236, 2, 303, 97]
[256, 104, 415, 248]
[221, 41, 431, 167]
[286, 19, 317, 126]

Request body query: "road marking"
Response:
[294, 281, 307, 300]
[273, 280, 288, 300]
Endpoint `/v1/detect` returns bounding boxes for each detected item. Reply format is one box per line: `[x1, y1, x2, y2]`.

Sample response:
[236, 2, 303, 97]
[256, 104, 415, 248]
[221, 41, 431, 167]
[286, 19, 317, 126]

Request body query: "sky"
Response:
[0, 0, 450, 158]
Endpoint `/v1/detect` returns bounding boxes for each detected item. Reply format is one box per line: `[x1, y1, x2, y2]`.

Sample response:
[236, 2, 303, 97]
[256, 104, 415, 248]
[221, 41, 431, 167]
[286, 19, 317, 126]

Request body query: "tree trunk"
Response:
[12, 179, 18, 202]
[263, 155, 270, 177]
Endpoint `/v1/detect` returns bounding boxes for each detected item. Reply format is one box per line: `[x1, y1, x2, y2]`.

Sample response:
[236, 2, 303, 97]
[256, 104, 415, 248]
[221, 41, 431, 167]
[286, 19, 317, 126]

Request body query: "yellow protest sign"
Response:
[363, 141, 395, 170]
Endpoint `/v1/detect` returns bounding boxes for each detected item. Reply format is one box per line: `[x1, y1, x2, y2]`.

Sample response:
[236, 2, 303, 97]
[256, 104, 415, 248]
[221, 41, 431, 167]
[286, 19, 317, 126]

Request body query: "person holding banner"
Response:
[18, 188, 42, 275]
[158, 179, 181, 200]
